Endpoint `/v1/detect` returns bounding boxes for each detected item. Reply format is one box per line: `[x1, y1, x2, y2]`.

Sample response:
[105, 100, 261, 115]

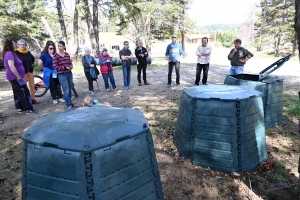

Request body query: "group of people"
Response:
[81, 40, 151, 93]
[2, 38, 75, 115]
[165, 35, 253, 87]
[1, 35, 253, 118]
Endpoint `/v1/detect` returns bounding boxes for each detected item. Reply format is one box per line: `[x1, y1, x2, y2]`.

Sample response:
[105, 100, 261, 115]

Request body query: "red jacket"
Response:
[99, 54, 113, 74]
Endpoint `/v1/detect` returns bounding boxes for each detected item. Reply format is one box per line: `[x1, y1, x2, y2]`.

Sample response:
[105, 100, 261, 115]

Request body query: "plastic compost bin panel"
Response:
[174, 85, 267, 172]
[22, 106, 164, 200]
[224, 74, 284, 128]
[174, 93, 195, 158]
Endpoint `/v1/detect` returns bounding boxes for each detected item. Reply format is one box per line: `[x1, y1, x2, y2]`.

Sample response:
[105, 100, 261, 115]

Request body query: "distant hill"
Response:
[196, 24, 240, 32]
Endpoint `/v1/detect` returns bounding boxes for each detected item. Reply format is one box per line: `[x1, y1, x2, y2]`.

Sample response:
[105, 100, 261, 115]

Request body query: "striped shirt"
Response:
[53, 52, 73, 74]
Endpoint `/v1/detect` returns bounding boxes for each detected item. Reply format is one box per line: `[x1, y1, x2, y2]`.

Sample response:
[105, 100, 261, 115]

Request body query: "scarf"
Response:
[16, 48, 29, 54]
[85, 55, 92, 65]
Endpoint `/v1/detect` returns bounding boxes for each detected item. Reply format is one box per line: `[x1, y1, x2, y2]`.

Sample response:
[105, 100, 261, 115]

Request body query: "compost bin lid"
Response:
[22, 105, 148, 152]
[184, 85, 262, 101]
[258, 54, 292, 81]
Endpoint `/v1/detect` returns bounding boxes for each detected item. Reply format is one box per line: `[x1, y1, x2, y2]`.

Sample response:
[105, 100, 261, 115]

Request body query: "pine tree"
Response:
[0, 0, 49, 49]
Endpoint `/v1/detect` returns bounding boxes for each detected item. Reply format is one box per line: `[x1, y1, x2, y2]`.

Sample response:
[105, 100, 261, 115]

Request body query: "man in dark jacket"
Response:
[135, 40, 150, 86]
[228, 39, 253, 75]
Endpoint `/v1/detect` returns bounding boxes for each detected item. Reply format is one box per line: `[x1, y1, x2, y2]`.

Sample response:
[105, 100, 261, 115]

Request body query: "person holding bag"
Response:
[38, 42, 64, 104]
[2, 39, 36, 114]
[99, 48, 117, 91]
[82, 47, 97, 94]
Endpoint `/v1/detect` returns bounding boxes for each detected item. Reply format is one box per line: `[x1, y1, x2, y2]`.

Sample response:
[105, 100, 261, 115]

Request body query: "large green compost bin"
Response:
[174, 85, 267, 172]
[22, 106, 164, 200]
[224, 54, 292, 128]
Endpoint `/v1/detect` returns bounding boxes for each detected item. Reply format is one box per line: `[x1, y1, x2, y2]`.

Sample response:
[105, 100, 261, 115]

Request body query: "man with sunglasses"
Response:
[119, 41, 133, 90]
[165, 35, 184, 87]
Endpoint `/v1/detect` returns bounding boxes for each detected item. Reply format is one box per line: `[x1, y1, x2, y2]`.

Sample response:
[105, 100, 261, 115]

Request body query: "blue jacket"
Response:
[165, 43, 184, 62]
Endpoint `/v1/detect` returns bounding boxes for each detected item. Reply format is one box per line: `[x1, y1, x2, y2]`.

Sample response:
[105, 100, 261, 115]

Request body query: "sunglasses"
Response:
[49, 48, 54, 50]
[124, 44, 129, 45]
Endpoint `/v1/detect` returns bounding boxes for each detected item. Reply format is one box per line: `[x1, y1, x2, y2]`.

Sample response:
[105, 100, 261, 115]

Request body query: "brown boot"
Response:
[144, 81, 150, 85]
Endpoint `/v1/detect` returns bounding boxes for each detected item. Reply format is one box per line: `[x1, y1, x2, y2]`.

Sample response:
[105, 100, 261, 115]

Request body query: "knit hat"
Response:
[102, 48, 108, 52]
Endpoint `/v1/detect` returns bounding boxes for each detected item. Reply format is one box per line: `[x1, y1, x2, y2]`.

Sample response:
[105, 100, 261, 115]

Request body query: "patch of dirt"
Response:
[0, 47, 299, 199]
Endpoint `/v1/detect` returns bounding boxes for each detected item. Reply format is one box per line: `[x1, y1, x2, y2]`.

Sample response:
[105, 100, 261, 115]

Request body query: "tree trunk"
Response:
[181, 30, 185, 53]
[93, 0, 100, 56]
[274, 35, 280, 57]
[82, 0, 97, 57]
[73, 0, 80, 57]
[145, 16, 152, 55]
[56, 0, 68, 49]
[295, 1, 300, 196]
[257, 0, 267, 51]
[295, 0, 300, 61]
[292, 34, 297, 56]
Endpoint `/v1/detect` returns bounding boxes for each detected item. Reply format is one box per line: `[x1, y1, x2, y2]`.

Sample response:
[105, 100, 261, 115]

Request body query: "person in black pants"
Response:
[82, 47, 97, 94]
[135, 40, 150, 86]
[195, 37, 212, 86]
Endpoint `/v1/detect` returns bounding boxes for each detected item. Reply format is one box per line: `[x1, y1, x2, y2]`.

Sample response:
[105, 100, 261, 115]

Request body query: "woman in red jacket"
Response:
[99, 48, 117, 91]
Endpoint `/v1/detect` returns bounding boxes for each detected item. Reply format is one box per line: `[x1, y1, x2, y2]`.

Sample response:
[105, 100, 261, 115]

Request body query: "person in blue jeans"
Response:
[99, 48, 117, 91]
[119, 41, 133, 90]
[53, 41, 76, 109]
[228, 39, 253, 75]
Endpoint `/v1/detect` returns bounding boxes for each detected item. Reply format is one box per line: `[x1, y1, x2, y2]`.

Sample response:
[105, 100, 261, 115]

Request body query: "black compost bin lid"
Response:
[258, 54, 292, 81]
[22, 106, 149, 152]
[184, 85, 262, 101]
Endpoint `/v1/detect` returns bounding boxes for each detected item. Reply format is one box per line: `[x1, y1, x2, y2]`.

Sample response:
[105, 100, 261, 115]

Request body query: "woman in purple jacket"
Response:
[2, 39, 35, 114]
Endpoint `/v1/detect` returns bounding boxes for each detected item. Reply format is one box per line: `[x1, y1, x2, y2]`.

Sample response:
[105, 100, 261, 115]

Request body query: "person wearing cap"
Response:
[165, 34, 184, 87]
[82, 47, 97, 94]
[15, 39, 39, 104]
[228, 38, 253, 75]
[195, 37, 212, 86]
[135, 40, 150, 86]
[99, 48, 117, 91]
[119, 41, 133, 90]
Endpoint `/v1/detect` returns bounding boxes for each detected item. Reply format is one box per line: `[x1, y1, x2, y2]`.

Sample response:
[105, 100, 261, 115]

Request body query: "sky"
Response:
[188, 0, 261, 26]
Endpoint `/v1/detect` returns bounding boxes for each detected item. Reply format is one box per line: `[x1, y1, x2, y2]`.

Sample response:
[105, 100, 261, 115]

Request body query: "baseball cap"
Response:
[172, 34, 177, 38]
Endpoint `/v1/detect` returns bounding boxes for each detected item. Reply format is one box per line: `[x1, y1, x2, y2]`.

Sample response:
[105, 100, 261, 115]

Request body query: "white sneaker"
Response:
[53, 99, 58, 104]
[58, 98, 65, 102]
[106, 89, 110, 92]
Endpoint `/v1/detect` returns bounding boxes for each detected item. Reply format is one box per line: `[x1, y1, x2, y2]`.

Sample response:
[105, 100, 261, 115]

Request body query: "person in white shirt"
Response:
[195, 37, 212, 86]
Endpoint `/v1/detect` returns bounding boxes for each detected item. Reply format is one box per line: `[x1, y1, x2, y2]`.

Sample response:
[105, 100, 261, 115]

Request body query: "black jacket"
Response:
[15, 50, 35, 73]
[135, 47, 148, 65]
[82, 55, 97, 72]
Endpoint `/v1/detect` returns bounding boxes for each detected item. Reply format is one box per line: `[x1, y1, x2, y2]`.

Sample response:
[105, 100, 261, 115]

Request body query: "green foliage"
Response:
[218, 31, 237, 48]
[255, 0, 295, 56]
[0, 0, 50, 49]
[283, 93, 300, 118]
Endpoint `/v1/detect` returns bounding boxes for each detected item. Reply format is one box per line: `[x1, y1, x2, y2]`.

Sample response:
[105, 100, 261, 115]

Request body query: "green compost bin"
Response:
[22, 105, 164, 200]
[174, 85, 268, 172]
[224, 54, 292, 128]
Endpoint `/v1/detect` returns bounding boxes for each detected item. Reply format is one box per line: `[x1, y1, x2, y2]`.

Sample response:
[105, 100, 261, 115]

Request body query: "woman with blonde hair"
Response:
[15, 39, 39, 104]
